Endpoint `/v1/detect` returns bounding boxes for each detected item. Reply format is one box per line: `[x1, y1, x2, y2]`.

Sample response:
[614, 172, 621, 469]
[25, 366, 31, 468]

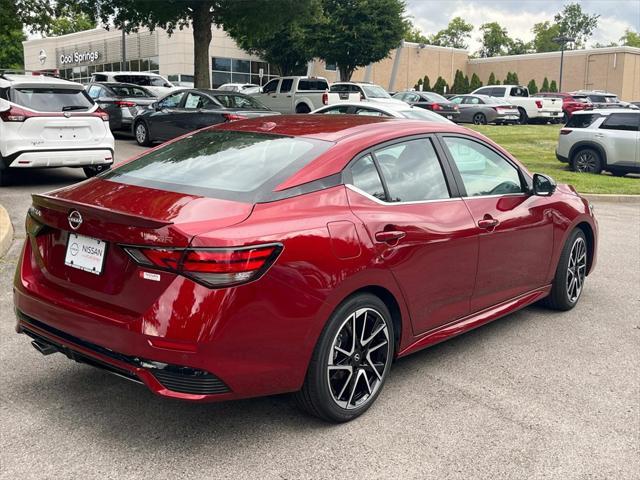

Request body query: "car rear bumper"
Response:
[494, 112, 520, 123]
[5, 148, 114, 169]
[537, 110, 563, 118]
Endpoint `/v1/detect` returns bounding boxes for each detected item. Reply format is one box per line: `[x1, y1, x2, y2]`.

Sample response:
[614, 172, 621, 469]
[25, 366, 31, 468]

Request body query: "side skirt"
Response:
[397, 285, 551, 357]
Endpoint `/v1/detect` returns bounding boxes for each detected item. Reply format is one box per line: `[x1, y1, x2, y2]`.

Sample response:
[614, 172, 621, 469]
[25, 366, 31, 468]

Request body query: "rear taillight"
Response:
[115, 100, 137, 108]
[95, 107, 109, 121]
[560, 129, 572, 135]
[0, 106, 29, 122]
[123, 243, 283, 288]
[322, 91, 329, 105]
[535, 100, 543, 109]
[432, 103, 441, 111]
[222, 113, 247, 122]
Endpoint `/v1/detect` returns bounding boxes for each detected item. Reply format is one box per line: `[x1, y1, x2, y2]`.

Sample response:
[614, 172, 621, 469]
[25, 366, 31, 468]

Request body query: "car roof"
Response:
[0, 74, 83, 89]
[97, 71, 163, 77]
[573, 108, 636, 115]
[212, 114, 486, 190]
[314, 101, 408, 113]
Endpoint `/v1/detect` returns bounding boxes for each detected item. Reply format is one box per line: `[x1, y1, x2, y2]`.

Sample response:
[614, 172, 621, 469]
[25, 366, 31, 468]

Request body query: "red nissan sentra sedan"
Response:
[14, 115, 597, 422]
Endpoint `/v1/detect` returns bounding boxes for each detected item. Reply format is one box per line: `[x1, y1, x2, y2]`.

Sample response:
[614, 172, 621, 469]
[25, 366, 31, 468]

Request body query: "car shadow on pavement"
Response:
[5, 167, 86, 188]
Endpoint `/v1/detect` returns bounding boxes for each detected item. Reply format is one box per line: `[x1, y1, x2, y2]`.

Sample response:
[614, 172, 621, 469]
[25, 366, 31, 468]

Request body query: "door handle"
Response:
[478, 217, 499, 229]
[594, 133, 604, 138]
[375, 230, 406, 244]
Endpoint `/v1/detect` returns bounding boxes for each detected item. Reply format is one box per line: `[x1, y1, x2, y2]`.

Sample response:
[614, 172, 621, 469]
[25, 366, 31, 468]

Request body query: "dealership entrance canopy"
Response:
[22, 26, 640, 100]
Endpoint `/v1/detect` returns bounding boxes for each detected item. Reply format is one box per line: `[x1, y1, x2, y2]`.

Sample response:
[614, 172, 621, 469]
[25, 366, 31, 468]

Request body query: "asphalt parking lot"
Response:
[0, 138, 638, 479]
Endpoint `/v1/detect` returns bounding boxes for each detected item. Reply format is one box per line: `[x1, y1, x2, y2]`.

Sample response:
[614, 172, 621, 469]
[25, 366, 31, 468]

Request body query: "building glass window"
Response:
[325, 61, 337, 71]
[58, 55, 160, 84]
[212, 56, 278, 88]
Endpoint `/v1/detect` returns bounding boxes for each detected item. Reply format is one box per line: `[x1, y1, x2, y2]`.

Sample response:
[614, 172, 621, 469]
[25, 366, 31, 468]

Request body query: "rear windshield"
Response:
[566, 113, 601, 128]
[109, 85, 153, 97]
[298, 79, 329, 91]
[362, 85, 391, 99]
[422, 92, 448, 103]
[10, 87, 93, 112]
[400, 108, 452, 123]
[104, 130, 333, 202]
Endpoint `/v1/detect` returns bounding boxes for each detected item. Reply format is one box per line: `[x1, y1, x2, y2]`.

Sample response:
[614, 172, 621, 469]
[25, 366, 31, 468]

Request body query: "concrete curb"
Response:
[0, 204, 13, 259]
[582, 194, 640, 204]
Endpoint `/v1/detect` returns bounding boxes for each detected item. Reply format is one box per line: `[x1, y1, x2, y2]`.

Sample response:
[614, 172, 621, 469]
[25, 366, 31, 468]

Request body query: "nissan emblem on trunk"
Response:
[68, 210, 83, 230]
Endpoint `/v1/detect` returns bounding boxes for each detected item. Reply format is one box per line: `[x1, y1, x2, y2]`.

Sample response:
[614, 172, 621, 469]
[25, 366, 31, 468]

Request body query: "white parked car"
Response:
[218, 83, 261, 94]
[0, 73, 115, 186]
[471, 85, 563, 124]
[556, 109, 639, 176]
[90, 72, 178, 96]
[330, 82, 406, 106]
[311, 101, 454, 123]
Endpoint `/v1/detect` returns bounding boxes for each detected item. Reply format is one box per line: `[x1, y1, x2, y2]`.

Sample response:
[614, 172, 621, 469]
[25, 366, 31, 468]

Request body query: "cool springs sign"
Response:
[59, 50, 101, 65]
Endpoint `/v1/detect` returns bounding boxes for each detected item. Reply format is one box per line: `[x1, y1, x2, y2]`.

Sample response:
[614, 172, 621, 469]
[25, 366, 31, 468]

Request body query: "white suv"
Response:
[0, 73, 115, 186]
[556, 109, 639, 176]
[90, 72, 177, 96]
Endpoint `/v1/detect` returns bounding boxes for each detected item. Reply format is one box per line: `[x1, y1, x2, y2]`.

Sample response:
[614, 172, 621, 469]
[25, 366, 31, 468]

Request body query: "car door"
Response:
[177, 91, 225, 134]
[345, 137, 479, 335]
[148, 90, 187, 141]
[451, 96, 471, 122]
[597, 113, 640, 168]
[440, 134, 554, 312]
[269, 78, 294, 113]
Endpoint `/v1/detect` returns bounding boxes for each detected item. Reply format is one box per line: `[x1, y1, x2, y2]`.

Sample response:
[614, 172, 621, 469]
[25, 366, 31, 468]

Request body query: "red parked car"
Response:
[537, 92, 593, 121]
[14, 115, 598, 422]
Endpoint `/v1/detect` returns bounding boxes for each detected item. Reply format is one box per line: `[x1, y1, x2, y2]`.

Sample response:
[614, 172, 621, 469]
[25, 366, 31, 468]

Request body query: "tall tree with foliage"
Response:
[619, 29, 640, 47]
[48, 4, 96, 36]
[432, 76, 448, 95]
[478, 22, 510, 57]
[527, 79, 538, 94]
[69, 0, 311, 88]
[429, 17, 473, 49]
[554, 2, 599, 49]
[451, 69, 465, 94]
[532, 21, 562, 53]
[549, 80, 558, 92]
[0, 0, 27, 69]
[488, 72, 496, 85]
[469, 73, 482, 91]
[422, 75, 431, 91]
[403, 18, 429, 44]
[414, 77, 423, 90]
[541, 77, 550, 92]
[314, 0, 405, 81]
[463, 74, 470, 93]
[507, 38, 532, 55]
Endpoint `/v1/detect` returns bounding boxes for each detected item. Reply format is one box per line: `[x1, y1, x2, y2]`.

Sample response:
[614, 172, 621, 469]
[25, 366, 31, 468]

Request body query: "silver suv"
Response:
[556, 109, 639, 176]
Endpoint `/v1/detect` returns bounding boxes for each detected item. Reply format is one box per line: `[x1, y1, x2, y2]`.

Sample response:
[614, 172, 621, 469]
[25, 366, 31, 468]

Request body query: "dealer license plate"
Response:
[65, 233, 107, 275]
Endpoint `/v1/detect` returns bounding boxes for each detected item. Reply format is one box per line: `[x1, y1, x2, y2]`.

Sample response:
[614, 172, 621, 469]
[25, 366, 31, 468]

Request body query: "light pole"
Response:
[553, 35, 575, 92]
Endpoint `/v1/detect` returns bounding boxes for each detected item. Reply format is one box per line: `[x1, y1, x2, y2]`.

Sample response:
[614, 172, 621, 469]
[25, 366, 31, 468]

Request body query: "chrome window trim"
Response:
[346, 184, 458, 206]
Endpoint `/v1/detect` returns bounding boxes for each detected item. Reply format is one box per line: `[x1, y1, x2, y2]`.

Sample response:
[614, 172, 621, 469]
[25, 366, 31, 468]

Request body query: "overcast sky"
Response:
[405, 0, 640, 52]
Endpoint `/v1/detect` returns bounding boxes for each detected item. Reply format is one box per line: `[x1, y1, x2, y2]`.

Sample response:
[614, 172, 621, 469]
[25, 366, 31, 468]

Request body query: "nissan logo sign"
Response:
[68, 210, 83, 230]
[38, 49, 47, 65]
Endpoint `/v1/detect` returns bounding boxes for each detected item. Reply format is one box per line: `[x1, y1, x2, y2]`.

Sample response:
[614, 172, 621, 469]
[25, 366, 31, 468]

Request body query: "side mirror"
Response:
[533, 173, 556, 196]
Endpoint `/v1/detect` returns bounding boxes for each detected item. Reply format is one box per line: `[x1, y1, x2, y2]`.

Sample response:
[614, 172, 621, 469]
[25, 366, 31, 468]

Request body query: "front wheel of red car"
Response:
[295, 293, 394, 422]
[543, 229, 588, 311]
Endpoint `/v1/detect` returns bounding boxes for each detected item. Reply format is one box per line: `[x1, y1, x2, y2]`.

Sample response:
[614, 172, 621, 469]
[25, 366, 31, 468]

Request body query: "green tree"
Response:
[527, 79, 538, 95]
[432, 76, 448, 95]
[495, 79, 501, 85]
[414, 77, 423, 90]
[48, 4, 96, 36]
[403, 18, 429, 44]
[488, 72, 496, 85]
[315, 0, 405, 81]
[541, 77, 550, 92]
[511, 72, 519, 84]
[554, 2, 599, 49]
[422, 75, 431, 91]
[469, 73, 482, 91]
[619, 29, 640, 47]
[478, 22, 510, 57]
[507, 38, 532, 55]
[463, 74, 470, 93]
[549, 80, 558, 92]
[429, 17, 473, 49]
[451, 69, 465, 94]
[0, 0, 27, 69]
[70, 0, 311, 88]
[532, 21, 562, 53]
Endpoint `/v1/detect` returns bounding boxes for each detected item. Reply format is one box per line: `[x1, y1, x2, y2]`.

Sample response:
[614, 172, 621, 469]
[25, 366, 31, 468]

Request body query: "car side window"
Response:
[355, 107, 385, 117]
[87, 85, 102, 99]
[183, 92, 216, 109]
[374, 139, 450, 202]
[350, 154, 386, 201]
[159, 91, 186, 109]
[600, 113, 639, 132]
[320, 105, 351, 115]
[280, 79, 294, 93]
[492, 87, 506, 96]
[406, 93, 420, 102]
[474, 87, 492, 96]
[450, 96, 463, 104]
[443, 136, 524, 197]
[262, 79, 279, 94]
[463, 96, 481, 105]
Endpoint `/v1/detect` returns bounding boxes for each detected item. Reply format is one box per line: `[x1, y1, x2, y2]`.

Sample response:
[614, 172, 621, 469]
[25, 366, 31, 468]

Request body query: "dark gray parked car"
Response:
[449, 94, 520, 125]
[86, 82, 157, 133]
[133, 89, 277, 146]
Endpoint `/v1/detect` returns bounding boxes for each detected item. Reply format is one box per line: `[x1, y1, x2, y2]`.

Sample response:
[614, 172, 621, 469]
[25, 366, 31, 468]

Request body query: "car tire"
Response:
[563, 111, 569, 123]
[517, 107, 528, 125]
[295, 104, 311, 114]
[83, 164, 111, 178]
[571, 148, 602, 174]
[543, 229, 588, 311]
[0, 160, 9, 187]
[294, 293, 395, 423]
[134, 121, 151, 146]
[472, 113, 487, 125]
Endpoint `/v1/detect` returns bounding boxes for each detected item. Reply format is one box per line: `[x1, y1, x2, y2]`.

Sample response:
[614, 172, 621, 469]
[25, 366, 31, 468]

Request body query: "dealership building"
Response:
[22, 26, 640, 100]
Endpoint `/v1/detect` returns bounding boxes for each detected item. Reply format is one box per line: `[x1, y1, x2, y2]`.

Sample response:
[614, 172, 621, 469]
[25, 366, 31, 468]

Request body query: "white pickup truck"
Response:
[471, 85, 563, 124]
[251, 76, 359, 113]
